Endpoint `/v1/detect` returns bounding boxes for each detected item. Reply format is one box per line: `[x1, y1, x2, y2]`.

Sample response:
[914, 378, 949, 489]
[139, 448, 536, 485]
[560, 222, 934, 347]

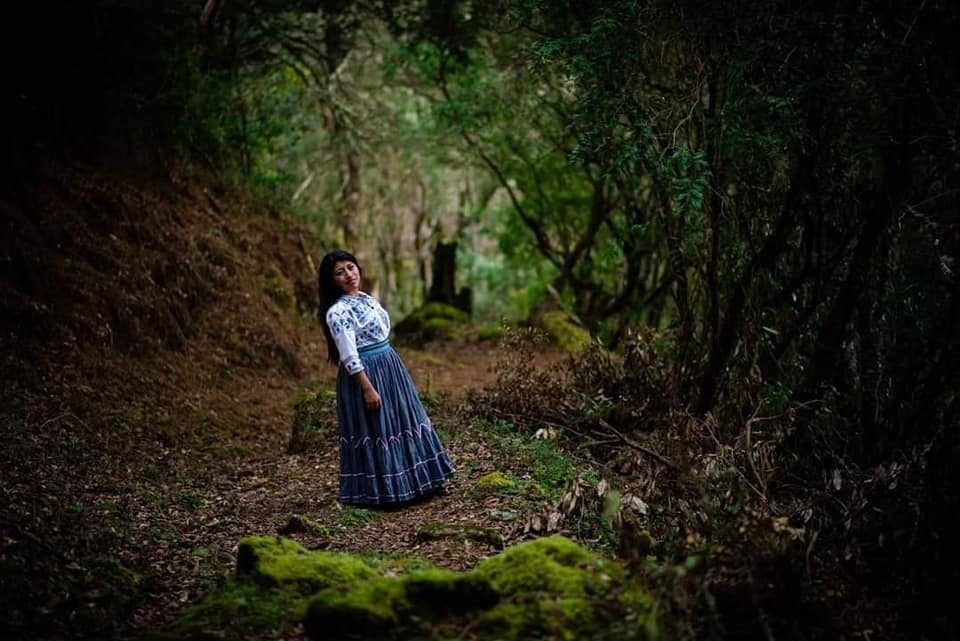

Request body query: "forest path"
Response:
[0, 155, 577, 638]
[125, 339, 566, 633]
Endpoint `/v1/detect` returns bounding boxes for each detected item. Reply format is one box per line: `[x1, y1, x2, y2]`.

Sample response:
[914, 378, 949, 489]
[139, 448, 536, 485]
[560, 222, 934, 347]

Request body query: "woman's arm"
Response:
[327, 304, 364, 373]
[326, 303, 381, 410]
[352, 370, 381, 410]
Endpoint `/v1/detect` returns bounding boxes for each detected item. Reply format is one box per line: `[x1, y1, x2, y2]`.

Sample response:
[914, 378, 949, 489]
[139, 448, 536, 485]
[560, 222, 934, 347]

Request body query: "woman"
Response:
[318, 249, 454, 506]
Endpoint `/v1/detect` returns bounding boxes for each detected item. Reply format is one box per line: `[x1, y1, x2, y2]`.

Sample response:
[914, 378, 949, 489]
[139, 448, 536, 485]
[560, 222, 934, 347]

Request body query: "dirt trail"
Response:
[122, 338, 533, 632]
[0, 164, 564, 639]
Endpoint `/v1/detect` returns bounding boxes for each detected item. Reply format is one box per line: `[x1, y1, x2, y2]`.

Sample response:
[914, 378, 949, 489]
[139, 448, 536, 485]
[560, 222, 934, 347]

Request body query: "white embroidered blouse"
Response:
[325, 292, 391, 375]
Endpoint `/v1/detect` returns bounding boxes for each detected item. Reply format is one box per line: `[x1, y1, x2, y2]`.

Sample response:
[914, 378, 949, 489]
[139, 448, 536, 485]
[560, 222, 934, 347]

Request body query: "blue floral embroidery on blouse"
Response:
[325, 292, 391, 375]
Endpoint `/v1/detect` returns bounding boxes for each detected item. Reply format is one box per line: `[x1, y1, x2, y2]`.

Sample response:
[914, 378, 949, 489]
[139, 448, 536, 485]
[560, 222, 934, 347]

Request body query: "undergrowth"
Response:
[463, 327, 929, 639]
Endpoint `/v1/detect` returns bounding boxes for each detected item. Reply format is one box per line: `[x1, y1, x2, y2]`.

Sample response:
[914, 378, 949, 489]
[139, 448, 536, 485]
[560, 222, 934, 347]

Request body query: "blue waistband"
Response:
[358, 339, 391, 356]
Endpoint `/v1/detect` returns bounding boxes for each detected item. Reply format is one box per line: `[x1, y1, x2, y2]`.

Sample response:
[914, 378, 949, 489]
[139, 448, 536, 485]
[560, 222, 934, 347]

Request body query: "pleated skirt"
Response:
[336, 339, 454, 505]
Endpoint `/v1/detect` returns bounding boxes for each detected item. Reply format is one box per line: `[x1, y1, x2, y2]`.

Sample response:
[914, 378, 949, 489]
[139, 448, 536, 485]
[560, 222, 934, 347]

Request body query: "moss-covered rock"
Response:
[419, 302, 470, 322]
[477, 323, 506, 341]
[423, 317, 464, 341]
[237, 536, 378, 590]
[472, 536, 633, 640]
[473, 471, 517, 495]
[394, 302, 470, 344]
[540, 311, 593, 353]
[401, 567, 500, 614]
[168, 578, 290, 635]
[279, 513, 330, 537]
[167, 535, 657, 641]
[305, 576, 405, 640]
[305, 568, 499, 640]
[170, 537, 377, 637]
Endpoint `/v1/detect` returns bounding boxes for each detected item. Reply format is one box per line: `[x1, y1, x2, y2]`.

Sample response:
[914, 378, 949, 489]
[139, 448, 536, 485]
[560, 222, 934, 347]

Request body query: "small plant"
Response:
[472, 416, 579, 501]
[528, 439, 577, 500]
[176, 489, 205, 510]
[335, 506, 381, 528]
[418, 389, 449, 412]
[289, 388, 337, 454]
[760, 382, 792, 413]
[260, 265, 294, 310]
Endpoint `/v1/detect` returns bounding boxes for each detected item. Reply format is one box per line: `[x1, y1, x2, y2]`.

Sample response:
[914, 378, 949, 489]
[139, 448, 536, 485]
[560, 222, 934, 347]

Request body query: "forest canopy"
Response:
[10, 0, 955, 415]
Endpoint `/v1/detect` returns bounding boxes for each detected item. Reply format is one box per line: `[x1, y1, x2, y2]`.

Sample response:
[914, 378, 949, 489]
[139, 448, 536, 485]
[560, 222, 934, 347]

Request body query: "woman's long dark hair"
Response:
[318, 249, 362, 366]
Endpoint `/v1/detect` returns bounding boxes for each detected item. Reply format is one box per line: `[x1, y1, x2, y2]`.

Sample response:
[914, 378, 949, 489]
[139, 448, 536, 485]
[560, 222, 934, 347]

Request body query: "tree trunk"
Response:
[804, 150, 904, 394]
[428, 241, 470, 313]
[696, 152, 816, 415]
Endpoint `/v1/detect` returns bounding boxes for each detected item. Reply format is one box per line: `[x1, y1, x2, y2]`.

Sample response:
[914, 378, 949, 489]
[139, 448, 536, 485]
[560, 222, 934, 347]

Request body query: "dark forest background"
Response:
[1, 1, 958, 639]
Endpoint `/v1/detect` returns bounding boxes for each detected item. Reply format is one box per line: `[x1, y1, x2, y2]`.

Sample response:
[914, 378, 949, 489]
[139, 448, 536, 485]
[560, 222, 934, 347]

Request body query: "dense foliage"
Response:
[3, 0, 958, 638]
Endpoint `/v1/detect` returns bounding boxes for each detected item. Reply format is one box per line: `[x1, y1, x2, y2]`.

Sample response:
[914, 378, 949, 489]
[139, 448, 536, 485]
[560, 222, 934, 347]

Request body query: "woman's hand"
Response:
[363, 386, 381, 411]
[352, 371, 381, 411]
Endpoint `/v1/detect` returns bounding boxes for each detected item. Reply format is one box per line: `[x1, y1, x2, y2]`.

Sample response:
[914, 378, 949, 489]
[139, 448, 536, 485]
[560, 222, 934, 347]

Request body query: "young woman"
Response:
[318, 249, 454, 506]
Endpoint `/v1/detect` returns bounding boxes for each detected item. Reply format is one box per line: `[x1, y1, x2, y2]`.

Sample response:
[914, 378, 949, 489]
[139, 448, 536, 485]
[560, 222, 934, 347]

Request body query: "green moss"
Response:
[473, 535, 613, 595]
[478, 599, 595, 641]
[478, 323, 506, 341]
[402, 568, 499, 613]
[528, 440, 577, 500]
[471, 536, 649, 641]
[336, 506, 382, 527]
[296, 390, 320, 404]
[168, 535, 658, 641]
[422, 317, 463, 340]
[261, 265, 294, 310]
[352, 552, 436, 575]
[173, 577, 307, 633]
[394, 302, 470, 343]
[172, 537, 382, 637]
[420, 302, 469, 322]
[474, 471, 516, 494]
[238, 536, 378, 591]
[305, 577, 405, 640]
[305, 568, 499, 640]
[475, 421, 578, 501]
[541, 311, 592, 353]
[279, 514, 330, 537]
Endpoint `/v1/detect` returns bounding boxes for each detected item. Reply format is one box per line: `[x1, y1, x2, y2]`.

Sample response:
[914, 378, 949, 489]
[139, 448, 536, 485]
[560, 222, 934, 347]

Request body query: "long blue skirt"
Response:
[337, 339, 454, 505]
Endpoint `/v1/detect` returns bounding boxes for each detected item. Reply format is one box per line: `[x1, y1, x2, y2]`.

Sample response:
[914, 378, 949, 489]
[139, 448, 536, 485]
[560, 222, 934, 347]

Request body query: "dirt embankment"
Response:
[0, 158, 516, 640]
[0, 159, 335, 638]
[1, 159, 327, 452]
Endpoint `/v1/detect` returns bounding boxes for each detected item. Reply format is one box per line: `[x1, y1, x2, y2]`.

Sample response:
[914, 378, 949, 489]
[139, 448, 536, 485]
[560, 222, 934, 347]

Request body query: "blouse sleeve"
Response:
[326, 304, 364, 375]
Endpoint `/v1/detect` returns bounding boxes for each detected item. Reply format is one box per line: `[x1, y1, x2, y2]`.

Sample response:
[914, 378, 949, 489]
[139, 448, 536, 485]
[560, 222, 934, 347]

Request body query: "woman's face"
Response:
[332, 260, 361, 295]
